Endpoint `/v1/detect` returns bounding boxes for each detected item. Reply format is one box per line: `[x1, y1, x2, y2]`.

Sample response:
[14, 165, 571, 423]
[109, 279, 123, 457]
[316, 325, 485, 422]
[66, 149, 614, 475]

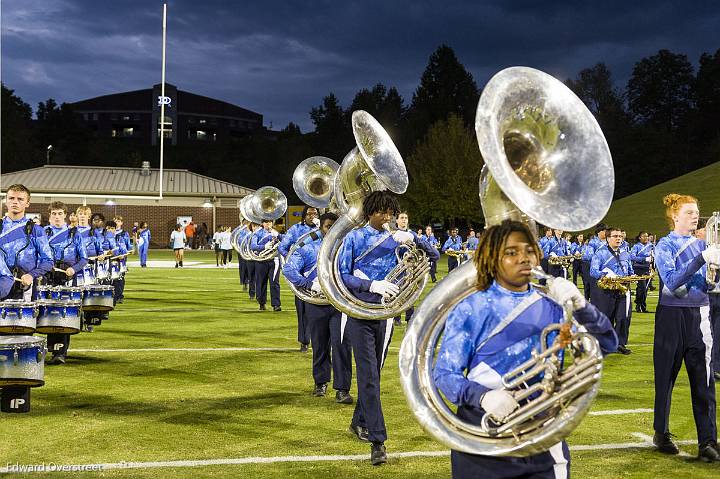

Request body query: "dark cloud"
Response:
[2, 0, 718, 131]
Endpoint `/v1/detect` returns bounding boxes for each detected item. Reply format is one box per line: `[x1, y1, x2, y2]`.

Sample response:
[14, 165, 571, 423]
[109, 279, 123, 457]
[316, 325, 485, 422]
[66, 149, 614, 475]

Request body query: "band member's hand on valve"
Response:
[481, 389, 519, 421]
[392, 230, 414, 244]
[548, 277, 587, 311]
[701, 245, 720, 266]
[369, 280, 400, 298]
[646, 256, 653, 262]
[310, 280, 322, 294]
[602, 268, 618, 278]
[264, 242, 274, 250]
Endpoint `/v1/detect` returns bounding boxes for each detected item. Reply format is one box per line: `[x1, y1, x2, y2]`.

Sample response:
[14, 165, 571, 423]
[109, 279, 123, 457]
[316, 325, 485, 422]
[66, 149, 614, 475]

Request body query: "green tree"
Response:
[309, 93, 352, 160]
[348, 84, 405, 139]
[404, 115, 483, 227]
[694, 48, 720, 162]
[404, 45, 479, 151]
[1, 84, 40, 171]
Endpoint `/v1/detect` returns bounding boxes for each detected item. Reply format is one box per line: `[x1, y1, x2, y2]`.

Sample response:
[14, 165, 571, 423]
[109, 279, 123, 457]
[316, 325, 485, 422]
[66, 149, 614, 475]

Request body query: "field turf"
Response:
[1, 250, 718, 478]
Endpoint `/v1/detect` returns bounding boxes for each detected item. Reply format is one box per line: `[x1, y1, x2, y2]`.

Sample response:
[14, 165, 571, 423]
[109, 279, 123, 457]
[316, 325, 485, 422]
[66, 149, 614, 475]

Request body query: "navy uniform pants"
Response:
[591, 287, 631, 347]
[246, 260, 256, 299]
[653, 305, 716, 444]
[393, 306, 414, 323]
[712, 294, 720, 373]
[572, 259, 582, 285]
[429, 259, 437, 282]
[47, 334, 70, 356]
[346, 316, 393, 444]
[448, 256, 459, 273]
[238, 257, 248, 286]
[306, 304, 352, 390]
[633, 262, 650, 310]
[581, 260, 593, 300]
[254, 258, 280, 307]
[548, 264, 566, 279]
[296, 296, 310, 345]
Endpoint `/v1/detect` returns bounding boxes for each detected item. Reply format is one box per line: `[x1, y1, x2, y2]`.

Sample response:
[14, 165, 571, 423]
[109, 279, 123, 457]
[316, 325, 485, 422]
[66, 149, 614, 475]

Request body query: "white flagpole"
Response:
[158, 1, 168, 199]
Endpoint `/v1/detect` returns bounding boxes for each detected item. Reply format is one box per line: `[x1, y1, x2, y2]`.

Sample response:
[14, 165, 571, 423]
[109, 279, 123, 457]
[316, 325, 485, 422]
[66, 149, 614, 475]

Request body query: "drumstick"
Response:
[53, 267, 67, 273]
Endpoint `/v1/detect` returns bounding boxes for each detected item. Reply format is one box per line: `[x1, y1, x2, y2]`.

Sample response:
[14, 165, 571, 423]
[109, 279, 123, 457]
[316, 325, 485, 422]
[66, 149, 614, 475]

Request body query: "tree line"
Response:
[2, 45, 719, 230]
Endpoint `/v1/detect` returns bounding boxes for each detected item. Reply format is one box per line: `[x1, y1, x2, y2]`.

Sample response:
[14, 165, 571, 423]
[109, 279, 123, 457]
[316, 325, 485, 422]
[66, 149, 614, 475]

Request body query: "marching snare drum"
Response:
[35, 285, 54, 301]
[0, 301, 38, 334]
[0, 336, 46, 387]
[54, 286, 85, 303]
[82, 285, 115, 312]
[35, 300, 82, 335]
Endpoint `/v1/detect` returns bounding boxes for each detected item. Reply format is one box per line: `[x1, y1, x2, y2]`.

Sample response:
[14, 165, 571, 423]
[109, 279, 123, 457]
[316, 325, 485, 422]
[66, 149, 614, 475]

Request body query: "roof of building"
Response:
[68, 84, 262, 121]
[1, 165, 253, 198]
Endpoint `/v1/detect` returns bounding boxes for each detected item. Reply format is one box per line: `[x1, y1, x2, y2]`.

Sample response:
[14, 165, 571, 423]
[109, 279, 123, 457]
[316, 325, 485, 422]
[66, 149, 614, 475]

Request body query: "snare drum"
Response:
[110, 260, 121, 280]
[82, 285, 115, 312]
[35, 285, 54, 301]
[0, 301, 38, 334]
[54, 286, 85, 303]
[35, 300, 82, 334]
[95, 261, 109, 281]
[0, 336, 46, 387]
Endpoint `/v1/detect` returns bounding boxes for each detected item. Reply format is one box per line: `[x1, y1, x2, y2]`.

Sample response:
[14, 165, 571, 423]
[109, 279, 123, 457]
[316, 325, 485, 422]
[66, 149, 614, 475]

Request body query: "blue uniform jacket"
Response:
[590, 244, 634, 279]
[283, 237, 322, 290]
[138, 229, 151, 249]
[339, 224, 439, 303]
[0, 217, 53, 278]
[421, 234, 440, 250]
[584, 236, 604, 262]
[46, 225, 88, 272]
[655, 232, 709, 307]
[442, 235, 463, 252]
[544, 236, 570, 257]
[93, 227, 118, 255]
[466, 237, 479, 251]
[77, 226, 100, 257]
[278, 222, 313, 257]
[250, 228, 276, 252]
[0, 254, 13, 298]
[630, 242, 653, 263]
[433, 281, 618, 409]
[116, 229, 133, 253]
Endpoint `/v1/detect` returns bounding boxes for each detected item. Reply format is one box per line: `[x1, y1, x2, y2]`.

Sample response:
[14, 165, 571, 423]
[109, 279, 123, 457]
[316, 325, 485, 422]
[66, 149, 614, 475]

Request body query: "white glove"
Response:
[548, 277, 587, 311]
[264, 241, 274, 250]
[602, 268, 618, 278]
[645, 256, 653, 263]
[270, 229, 279, 238]
[549, 252, 558, 257]
[480, 390, 518, 421]
[369, 280, 400, 297]
[702, 245, 720, 266]
[310, 280, 322, 293]
[392, 230, 414, 244]
[312, 217, 320, 227]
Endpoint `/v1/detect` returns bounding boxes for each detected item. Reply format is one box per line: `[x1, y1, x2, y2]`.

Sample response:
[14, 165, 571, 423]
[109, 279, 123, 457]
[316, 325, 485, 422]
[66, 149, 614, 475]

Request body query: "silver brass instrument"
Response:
[316, 110, 429, 320]
[231, 196, 253, 254]
[239, 186, 287, 261]
[706, 211, 720, 293]
[400, 66, 614, 456]
[284, 157, 340, 304]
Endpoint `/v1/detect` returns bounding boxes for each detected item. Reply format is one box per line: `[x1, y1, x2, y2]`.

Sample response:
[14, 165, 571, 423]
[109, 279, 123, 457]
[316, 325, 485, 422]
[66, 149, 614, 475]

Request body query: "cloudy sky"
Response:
[2, 0, 718, 131]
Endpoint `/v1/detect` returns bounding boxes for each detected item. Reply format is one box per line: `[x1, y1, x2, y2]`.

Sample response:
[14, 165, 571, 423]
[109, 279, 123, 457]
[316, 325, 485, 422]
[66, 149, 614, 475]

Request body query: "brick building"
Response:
[0, 164, 254, 248]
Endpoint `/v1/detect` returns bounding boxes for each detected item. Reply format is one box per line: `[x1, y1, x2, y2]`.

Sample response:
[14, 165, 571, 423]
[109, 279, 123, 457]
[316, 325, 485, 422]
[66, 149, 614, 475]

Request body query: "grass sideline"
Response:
[2, 254, 718, 478]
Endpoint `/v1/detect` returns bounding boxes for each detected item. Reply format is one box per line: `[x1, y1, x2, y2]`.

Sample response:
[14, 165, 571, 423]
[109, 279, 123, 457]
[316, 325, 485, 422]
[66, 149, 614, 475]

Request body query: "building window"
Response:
[112, 129, 118, 137]
[122, 114, 131, 121]
[199, 119, 207, 125]
[157, 116, 173, 138]
[196, 130, 208, 140]
[123, 127, 134, 137]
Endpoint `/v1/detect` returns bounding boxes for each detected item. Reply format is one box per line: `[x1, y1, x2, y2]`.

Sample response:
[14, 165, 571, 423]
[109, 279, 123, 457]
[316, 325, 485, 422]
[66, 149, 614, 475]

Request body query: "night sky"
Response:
[2, 0, 718, 131]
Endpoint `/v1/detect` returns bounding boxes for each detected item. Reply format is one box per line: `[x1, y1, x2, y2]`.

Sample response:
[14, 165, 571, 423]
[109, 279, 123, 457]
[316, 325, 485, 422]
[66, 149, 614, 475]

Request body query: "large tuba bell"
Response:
[231, 196, 253, 255]
[706, 212, 720, 293]
[399, 66, 615, 456]
[239, 186, 287, 261]
[284, 157, 340, 304]
[316, 110, 429, 320]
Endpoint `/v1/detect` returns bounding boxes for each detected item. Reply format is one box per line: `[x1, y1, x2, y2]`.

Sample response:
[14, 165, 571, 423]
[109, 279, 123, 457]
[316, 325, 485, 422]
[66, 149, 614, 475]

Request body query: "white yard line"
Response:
[72, 347, 297, 353]
[0, 434, 701, 474]
[588, 408, 653, 416]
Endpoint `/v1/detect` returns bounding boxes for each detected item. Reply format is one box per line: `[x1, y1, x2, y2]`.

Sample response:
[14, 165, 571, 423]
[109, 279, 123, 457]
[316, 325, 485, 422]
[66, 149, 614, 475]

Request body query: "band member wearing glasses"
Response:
[583, 223, 607, 301]
[590, 226, 634, 355]
[651, 194, 720, 462]
[279, 206, 320, 352]
[630, 231, 654, 313]
[338, 191, 438, 465]
[282, 212, 353, 404]
[443, 227, 463, 273]
[433, 220, 617, 479]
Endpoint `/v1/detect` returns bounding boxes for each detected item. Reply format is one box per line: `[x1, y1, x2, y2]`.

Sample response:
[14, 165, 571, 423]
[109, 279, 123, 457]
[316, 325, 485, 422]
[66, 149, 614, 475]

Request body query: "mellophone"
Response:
[0, 258, 123, 412]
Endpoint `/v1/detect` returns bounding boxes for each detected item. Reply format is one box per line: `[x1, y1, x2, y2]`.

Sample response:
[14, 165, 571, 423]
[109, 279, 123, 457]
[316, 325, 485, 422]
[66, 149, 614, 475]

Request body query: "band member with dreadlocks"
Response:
[44, 201, 88, 364]
[433, 219, 617, 479]
[338, 190, 438, 465]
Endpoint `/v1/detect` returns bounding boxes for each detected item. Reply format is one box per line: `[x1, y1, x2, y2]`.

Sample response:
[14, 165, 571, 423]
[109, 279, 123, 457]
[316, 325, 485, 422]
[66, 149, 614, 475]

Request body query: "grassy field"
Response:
[1, 250, 718, 478]
[602, 161, 720, 236]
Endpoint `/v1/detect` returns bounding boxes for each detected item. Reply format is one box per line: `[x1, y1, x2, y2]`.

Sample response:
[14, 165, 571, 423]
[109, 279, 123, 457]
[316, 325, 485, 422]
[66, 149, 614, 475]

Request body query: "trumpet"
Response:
[597, 274, 653, 294]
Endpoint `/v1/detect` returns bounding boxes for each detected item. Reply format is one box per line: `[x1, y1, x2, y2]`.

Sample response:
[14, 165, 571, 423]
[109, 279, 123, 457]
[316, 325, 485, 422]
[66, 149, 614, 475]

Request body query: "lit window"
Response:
[123, 127, 134, 137]
[111, 129, 118, 137]
[199, 119, 207, 125]
[122, 114, 131, 121]
[196, 130, 207, 140]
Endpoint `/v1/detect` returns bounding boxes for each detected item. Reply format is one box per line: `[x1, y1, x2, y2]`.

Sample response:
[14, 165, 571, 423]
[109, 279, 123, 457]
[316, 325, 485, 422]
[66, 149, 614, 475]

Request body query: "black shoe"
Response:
[370, 442, 387, 465]
[300, 343, 309, 353]
[653, 432, 680, 455]
[617, 345, 632, 355]
[175, 263, 179, 268]
[698, 441, 720, 462]
[273, 306, 282, 312]
[249, 295, 255, 301]
[117, 298, 124, 304]
[49, 354, 66, 365]
[179, 261, 183, 267]
[393, 318, 401, 327]
[259, 304, 266, 311]
[335, 390, 353, 404]
[635, 305, 642, 313]
[312, 383, 328, 397]
[349, 423, 369, 442]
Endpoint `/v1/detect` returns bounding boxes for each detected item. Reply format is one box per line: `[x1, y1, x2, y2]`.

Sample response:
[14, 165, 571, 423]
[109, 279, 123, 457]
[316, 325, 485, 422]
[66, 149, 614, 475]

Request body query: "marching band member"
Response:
[250, 219, 282, 312]
[0, 184, 53, 413]
[590, 226, 634, 355]
[694, 224, 720, 382]
[538, 227, 553, 276]
[338, 191, 438, 465]
[651, 194, 720, 461]
[421, 225, 440, 283]
[236, 220, 251, 290]
[443, 227, 463, 273]
[137, 222, 150, 267]
[571, 233, 585, 286]
[44, 201, 88, 364]
[620, 230, 629, 252]
[630, 231, 654, 313]
[582, 223, 607, 300]
[392, 211, 417, 326]
[544, 229, 570, 279]
[104, 220, 124, 305]
[465, 229, 479, 263]
[433, 219, 617, 479]
[279, 206, 319, 352]
[244, 223, 258, 301]
[113, 216, 132, 303]
[282, 212, 353, 403]
[76, 207, 104, 329]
